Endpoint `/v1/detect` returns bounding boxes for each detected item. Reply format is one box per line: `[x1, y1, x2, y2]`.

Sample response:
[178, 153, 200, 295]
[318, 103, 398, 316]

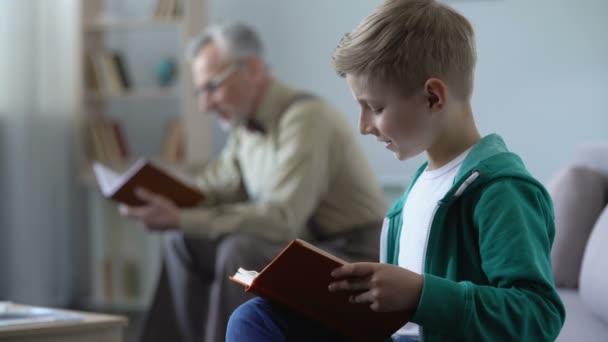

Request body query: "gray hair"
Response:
[187, 22, 264, 62]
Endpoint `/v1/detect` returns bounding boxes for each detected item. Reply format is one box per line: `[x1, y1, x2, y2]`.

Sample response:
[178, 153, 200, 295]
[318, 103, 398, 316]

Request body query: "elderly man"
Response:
[124, 22, 386, 342]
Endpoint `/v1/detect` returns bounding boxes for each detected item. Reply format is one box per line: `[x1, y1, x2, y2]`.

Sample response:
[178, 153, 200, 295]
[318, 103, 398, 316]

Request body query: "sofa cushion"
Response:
[556, 289, 608, 342]
[579, 206, 608, 324]
[548, 166, 607, 288]
[574, 143, 608, 175]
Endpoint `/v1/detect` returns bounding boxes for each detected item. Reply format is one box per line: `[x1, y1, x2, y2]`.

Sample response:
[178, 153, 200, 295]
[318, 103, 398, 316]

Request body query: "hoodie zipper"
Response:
[418, 201, 440, 342]
[418, 171, 480, 342]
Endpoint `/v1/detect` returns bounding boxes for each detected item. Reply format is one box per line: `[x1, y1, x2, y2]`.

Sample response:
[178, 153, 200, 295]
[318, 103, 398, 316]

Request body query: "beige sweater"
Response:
[179, 80, 386, 241]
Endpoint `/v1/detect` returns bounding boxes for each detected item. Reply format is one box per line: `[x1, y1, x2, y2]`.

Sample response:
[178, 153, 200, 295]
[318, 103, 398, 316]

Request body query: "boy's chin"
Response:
[393, 149, 421, 161]
[395, 154, 408, 161]
[392, 151, 408, 161]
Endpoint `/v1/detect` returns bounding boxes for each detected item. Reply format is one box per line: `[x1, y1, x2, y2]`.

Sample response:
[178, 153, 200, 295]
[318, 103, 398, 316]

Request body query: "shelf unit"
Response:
[85, 18, 183, 32]
[76, 0, 208, 312]
[85, 87, 179, 101]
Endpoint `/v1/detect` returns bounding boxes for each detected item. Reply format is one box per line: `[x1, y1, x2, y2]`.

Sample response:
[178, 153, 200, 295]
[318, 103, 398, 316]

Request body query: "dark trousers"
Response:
[139, 223, 381, 342]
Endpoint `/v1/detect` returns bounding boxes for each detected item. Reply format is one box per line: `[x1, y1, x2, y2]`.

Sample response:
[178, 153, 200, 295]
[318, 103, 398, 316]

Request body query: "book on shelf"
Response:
[92, 159, 204, 207]
[110, 120, 129, 159]
[86, 51, 131, 95]
[112, 53, 131, 89]
[84, 53, 100, 90]
[154, 0, 182, 19]
[85, 118, 129, 166]
[230, 239, 412, 342]
[161, 118, 185, 163]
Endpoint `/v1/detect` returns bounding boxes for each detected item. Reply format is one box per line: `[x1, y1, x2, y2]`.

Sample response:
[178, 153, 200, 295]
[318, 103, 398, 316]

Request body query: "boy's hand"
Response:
[328, 262, 423, 313]
[120, 187, 180, 231]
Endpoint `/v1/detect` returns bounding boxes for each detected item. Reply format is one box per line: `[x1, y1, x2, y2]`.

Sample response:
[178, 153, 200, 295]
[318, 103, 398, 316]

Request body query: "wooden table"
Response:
[0, 304, 127, 342]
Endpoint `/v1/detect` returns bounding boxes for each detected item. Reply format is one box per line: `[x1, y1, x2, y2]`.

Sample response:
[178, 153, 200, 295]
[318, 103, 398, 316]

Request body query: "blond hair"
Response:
[332, 0, 476, 100]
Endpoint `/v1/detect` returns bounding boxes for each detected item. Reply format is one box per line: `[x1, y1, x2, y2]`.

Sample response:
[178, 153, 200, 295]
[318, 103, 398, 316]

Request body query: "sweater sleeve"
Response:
[412, 179, 565, 341]
[178, 103, 332, 241]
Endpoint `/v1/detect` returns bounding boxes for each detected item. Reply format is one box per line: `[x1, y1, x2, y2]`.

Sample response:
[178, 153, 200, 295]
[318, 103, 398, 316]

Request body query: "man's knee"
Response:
[161, 232, 206, 266]
[215, 234, 264, 274]
[162, 231, 188, 255]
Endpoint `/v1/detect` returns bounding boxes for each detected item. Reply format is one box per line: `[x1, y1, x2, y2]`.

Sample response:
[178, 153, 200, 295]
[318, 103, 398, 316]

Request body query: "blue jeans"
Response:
[227, 298, 419, 342]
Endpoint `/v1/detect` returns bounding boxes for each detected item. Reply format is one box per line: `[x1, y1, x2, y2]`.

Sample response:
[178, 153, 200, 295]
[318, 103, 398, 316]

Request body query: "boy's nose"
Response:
[359, 113, 376, 136]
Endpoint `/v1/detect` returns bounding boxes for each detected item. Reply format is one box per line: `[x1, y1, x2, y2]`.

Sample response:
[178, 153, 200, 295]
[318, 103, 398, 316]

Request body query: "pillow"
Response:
[580, 205, 608, 323]
[547, 166, 607, 288]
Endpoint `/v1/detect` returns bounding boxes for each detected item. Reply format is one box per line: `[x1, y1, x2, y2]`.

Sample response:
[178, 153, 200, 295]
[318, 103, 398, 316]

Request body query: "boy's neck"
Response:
[426, 103, 480, 170]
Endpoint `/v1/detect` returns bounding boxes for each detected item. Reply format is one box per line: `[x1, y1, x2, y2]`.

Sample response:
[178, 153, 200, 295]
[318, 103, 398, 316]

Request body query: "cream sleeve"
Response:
[179, 102, 332, 241]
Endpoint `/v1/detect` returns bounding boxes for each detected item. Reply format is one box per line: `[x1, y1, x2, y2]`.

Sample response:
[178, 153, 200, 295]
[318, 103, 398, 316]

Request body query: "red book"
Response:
[110, 120, 129, 159]
[230, 239, 412, 342]
[92, 159, 204, 207]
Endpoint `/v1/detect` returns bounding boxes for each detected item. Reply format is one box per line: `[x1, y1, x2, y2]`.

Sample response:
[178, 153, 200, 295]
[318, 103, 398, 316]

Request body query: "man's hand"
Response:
[120, 187, 180, 231]
[328, 262, 423, 313]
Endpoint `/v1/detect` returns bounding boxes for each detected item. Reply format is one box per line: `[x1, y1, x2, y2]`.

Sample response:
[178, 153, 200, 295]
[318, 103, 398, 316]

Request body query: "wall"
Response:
[208, 0, 608, 184]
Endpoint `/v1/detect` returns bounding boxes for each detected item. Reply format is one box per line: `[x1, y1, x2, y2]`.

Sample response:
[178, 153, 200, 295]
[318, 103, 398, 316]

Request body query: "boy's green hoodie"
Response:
[382, 134, 565, 342]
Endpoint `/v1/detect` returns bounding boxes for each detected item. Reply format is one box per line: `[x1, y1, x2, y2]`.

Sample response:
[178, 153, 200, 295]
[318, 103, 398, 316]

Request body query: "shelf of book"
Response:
[86, 185, 162, 313]
[79, 0, 210, 165]
[85, 87, 178, 101]
[77, 0, 208, 313]
[85, 18, 182, 32]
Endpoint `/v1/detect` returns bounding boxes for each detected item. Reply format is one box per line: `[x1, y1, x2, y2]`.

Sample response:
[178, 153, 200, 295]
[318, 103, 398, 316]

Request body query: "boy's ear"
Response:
[424, 78, 447, 111]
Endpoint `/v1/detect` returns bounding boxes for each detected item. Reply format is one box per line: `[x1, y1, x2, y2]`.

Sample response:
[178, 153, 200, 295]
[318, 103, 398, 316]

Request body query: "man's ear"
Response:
[423, 78, 447, 111]
[247, 56, 265, 79]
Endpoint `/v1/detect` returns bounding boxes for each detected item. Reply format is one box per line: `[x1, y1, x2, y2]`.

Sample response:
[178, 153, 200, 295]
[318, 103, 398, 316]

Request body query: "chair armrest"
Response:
[574, 143, 608, 175]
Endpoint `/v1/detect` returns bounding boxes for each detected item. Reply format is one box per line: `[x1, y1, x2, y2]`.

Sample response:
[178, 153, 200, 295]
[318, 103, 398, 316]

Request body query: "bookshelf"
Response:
[85, 18, 183, 32]
[76, 0, 209, 312]
[85, 87, 179, 101]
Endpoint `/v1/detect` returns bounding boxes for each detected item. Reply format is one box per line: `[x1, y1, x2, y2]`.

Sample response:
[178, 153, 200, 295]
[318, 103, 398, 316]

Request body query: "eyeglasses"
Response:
[194, 63, 239, 99]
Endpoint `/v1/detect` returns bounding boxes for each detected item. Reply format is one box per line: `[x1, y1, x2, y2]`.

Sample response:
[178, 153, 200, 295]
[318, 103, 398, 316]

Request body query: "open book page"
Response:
[92, 162, 123, 196]
[231, 268, 259, 286]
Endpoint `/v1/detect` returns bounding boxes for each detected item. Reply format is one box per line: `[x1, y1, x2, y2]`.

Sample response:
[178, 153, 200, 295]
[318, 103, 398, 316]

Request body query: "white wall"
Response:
[209, 0, 608, 184]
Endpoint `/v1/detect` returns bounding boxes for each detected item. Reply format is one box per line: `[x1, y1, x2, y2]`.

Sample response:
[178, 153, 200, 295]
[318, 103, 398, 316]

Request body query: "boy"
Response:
[226, 1, 565, 341]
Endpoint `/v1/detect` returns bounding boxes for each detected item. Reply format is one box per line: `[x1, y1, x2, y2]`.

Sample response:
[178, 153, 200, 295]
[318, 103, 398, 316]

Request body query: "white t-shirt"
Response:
[394, 149, 470, 338]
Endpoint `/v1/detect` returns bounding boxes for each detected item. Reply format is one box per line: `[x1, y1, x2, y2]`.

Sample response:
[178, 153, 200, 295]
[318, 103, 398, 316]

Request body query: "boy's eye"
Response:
[370, 107, 384, 114]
